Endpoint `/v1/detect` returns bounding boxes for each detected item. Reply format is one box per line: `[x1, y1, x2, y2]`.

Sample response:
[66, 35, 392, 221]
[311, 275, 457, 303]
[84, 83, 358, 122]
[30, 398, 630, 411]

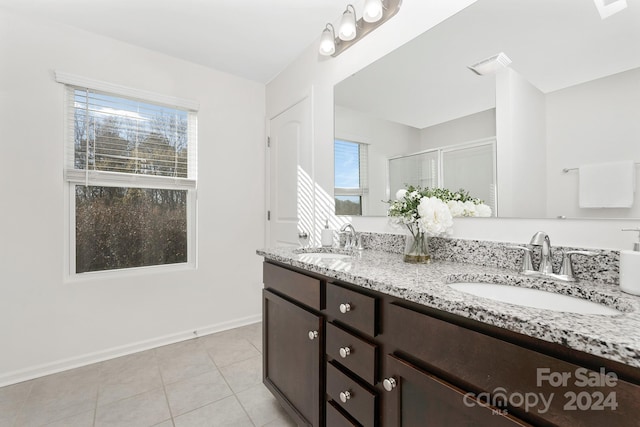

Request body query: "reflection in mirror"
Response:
[389, 139, 497, 216]
[334, 0, 640, 218]
[334, 139, 368, 215]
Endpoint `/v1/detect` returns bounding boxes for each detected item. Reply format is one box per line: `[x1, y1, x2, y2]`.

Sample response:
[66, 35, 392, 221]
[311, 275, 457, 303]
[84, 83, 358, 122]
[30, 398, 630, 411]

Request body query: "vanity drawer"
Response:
[263, 262, 322, 310]
[326, 283, 377, 337]
[384, 302, 640, 426]
[327, 362, 376, 427]
[327, 322, 377, 385]
[326, 400, 360, 427]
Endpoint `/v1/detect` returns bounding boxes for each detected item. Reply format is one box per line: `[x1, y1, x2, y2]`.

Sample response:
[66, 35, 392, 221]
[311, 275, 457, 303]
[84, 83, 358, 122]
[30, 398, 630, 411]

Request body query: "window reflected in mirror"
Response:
[335, 139, 368, 216]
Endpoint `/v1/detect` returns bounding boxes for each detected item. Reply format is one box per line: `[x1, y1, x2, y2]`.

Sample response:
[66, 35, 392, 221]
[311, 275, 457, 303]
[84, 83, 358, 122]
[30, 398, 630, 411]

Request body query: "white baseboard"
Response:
[0, 313, 262, 388]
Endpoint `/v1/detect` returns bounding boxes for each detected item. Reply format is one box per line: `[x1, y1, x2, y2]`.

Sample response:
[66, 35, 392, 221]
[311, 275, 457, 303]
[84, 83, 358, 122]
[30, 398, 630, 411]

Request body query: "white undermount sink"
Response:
[448, 282, 621, 316]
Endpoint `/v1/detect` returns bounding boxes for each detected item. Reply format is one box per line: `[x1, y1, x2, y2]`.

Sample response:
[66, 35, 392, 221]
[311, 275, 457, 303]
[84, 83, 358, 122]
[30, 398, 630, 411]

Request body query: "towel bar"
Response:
[563, 162, 640, 173]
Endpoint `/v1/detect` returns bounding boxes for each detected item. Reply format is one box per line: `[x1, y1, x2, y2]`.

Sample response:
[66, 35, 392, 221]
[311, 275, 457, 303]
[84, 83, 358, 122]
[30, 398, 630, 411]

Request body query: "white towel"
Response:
[579, 161, 636, 208]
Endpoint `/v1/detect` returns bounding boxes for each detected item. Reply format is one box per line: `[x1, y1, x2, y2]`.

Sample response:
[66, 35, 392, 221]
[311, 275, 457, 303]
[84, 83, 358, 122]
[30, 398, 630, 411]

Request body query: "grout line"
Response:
[154, 350, 176, 426]
[10, 380, 34, 427]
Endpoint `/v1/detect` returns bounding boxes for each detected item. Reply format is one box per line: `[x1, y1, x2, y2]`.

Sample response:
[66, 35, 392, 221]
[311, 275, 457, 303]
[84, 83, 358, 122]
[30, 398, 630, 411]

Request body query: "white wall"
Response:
[420, 109, 496, 150]
[335, 105, 420, 216]
[0, 10, 265, 385]
[266, 0, 640, 252]
[546, 67, 640, 219]
[496, 68, 547, 218]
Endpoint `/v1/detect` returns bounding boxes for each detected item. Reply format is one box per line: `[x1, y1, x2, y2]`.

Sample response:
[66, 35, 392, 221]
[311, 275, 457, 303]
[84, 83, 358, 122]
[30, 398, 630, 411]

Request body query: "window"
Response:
[334, 139, 368, 215]
[58, 73, 198, 276]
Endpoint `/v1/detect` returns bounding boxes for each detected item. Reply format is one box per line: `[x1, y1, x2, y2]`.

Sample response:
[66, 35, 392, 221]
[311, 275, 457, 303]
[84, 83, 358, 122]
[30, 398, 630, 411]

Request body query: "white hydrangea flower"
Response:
[409, 191, 421, 200]
[417, 197, 453, 236]
[462, 201, 477, 217]
[475, 203, 492, 217]
[447, 200, 465, 217]
[395, 189, 408, 200]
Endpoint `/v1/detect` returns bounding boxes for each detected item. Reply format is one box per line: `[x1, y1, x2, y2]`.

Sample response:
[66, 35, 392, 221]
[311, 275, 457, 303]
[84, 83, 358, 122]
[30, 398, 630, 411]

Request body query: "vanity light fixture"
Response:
[318, 0, 402, 57]
[593, 0, 627, 19]
[319, 24, 337, 56]
[467, 52, 512, 76]
[339, 4, 358, 41]
[363, 0, 384, 23]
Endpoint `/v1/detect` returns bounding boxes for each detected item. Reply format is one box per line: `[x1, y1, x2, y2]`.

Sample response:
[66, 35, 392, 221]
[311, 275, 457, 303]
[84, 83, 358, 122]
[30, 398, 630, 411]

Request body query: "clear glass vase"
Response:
[403, 231, 431, 263]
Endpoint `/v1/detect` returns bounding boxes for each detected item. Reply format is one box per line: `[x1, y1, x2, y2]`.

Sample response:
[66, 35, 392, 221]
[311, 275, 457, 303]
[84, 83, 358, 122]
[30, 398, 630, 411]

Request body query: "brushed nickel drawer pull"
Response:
[383, 377, 397, 391]
[339, 303, 352, 313]
[308, 330, 319, 340]
[339, 346, 351, 358]
[339, 390, 352, 403]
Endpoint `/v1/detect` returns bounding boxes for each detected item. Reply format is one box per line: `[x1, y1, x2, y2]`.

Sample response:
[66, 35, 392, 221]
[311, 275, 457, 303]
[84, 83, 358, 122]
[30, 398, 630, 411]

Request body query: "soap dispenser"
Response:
[620, 228, 640, 295]
[321, 219, 334, 247]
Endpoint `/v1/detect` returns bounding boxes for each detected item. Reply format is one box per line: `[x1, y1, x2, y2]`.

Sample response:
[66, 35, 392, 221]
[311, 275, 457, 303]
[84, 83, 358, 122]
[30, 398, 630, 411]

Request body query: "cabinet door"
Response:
[382, 354, 530, 427]
[263, 290, 323, 427]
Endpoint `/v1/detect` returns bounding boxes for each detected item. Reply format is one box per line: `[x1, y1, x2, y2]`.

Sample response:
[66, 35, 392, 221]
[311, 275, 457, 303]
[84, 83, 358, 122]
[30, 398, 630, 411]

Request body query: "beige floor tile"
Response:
[204, 336, 261, 367]
[236, 383, 289, 427]
[43, 409, 94, 427]
[95, 387, 171, 427]
[0, 380, 33, 425]
[98, 349, 163, 406]
[98, 364, 164, 407]
[156, 348, 216, 385]
[15, 366, 99, 426]
[165, 369, 232, 416]
[218, 356, 262, 394]
[152, 421, 175, 427]
[173, 395, 253, 427]
[154, 337, 203, 360]
[233, 322, 263, 354]
[261, 416, 297, 427]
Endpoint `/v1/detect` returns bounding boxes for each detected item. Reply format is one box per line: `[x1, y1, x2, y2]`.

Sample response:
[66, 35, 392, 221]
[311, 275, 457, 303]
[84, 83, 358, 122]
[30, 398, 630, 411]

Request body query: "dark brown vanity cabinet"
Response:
[325, 282, 380, 425]
[262, 261, 640, 427]
[262, 263, 324, 426]
[382, 302, 640, 426]
[381, 354, 529, 427]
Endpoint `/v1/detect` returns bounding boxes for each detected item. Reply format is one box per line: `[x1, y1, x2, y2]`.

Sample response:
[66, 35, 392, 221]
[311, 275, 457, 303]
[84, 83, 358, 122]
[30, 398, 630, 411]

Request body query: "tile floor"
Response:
[0, 322, 296, 427]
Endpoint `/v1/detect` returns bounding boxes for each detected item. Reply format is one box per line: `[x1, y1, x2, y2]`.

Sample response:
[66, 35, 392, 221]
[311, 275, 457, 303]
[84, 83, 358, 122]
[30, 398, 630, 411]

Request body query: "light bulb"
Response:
[338, 6, 357, 41]
[319, 25, 335, 56]
[363, 0, 383, 23]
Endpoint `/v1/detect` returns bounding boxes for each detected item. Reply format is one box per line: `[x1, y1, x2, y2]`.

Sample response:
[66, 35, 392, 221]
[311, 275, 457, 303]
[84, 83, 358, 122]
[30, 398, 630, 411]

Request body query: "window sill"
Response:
[65, 261, 196, 283]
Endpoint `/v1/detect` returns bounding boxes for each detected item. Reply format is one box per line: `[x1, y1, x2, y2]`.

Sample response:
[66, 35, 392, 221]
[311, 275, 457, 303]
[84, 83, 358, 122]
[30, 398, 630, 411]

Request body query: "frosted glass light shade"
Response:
[338, 7, 357, 41]
[363, 0, 383, 23]
[319, 26, 336, 56]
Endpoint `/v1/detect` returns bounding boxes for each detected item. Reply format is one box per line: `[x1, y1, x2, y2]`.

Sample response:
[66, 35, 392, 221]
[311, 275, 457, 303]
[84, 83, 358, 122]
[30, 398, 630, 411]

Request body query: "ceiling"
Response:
[335, 0, 640, 129]
[0, 0, 366, 83]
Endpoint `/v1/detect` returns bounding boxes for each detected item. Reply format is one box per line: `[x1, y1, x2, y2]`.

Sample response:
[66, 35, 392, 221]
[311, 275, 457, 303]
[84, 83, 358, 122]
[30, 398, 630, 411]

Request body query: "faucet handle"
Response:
[507, 246, 534, 272]
[559, 250, 599, 279]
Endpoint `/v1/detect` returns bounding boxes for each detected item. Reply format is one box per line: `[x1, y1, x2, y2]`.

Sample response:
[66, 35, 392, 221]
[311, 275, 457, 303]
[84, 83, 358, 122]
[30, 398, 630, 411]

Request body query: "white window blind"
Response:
[60, 75, 197, 190]
[334, 139, 369, 196]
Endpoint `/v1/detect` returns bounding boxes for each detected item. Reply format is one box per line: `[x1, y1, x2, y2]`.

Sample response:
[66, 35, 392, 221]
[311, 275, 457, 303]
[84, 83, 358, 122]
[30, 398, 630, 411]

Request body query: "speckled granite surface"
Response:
[256, 245, 640, 369]
[358, 232, 620, 286]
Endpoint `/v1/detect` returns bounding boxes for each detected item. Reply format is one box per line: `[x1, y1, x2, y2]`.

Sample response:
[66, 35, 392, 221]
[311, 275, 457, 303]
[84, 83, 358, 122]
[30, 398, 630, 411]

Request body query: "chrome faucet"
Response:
[508, 231, 598, 282]
[530, 231, 553, 275]
[339, 223, 361, 250]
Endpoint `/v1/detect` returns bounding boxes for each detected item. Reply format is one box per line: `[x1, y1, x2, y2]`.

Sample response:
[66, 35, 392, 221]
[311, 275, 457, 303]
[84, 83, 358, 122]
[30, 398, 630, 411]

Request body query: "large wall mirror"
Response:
[334, 0, 640, 218]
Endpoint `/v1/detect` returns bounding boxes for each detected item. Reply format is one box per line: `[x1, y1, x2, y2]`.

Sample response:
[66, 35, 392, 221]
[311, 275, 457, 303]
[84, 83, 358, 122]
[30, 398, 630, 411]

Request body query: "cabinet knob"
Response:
[339, 390, 351, 403]
[383, 377, 397, 392]
[339, 303, 352, 313]
[308, 330, 319, 340]
[339, 346, 351, 358]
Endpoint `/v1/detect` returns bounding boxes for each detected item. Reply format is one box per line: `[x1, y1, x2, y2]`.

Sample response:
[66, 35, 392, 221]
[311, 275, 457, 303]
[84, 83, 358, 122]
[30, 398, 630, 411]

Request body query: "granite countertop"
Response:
[257, 246, 640, 369]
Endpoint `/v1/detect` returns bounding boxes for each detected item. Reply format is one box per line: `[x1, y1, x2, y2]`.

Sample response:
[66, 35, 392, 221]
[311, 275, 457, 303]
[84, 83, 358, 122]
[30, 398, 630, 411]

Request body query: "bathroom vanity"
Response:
[258, 239, 640, 426]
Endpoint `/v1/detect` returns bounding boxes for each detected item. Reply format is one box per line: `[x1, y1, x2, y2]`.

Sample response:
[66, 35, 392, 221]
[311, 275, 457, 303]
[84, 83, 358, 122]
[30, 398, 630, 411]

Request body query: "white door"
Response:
[267, 97, 313, 247]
